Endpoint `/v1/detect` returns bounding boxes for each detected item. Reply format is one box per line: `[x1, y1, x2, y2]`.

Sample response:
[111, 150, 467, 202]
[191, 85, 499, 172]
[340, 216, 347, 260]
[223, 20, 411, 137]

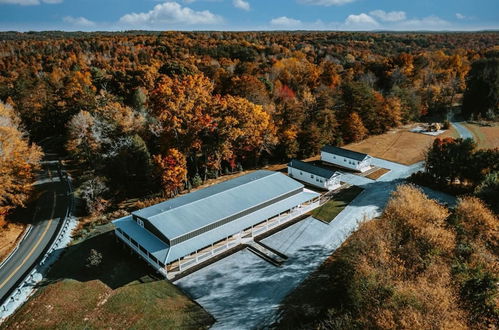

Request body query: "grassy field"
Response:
[312, 186, 363, 223]
[344, 124, 459, 165]
[463, 123, 499, 149]
[3, 229, 214, 329]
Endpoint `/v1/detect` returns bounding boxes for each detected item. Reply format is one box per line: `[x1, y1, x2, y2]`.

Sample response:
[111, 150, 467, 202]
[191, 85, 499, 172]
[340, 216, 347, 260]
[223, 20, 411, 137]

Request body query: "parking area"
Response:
[174, 157, 455, 329]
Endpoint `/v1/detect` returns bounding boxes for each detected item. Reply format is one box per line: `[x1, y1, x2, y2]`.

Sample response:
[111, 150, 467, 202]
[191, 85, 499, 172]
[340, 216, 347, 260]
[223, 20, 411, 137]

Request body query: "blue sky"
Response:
[0, 0, 498, 31]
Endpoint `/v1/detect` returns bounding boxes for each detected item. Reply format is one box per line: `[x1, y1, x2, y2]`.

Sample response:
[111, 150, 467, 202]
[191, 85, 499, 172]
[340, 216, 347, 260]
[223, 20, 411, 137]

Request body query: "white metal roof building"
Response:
[287, 159, 342, 191]
[113, 170, 320, 278]
[321, 145, 372, 172]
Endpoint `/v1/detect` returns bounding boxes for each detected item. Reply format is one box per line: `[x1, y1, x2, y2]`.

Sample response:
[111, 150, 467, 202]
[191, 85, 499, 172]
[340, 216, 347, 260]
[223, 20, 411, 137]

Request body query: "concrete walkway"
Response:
[175, 156, 455, 329]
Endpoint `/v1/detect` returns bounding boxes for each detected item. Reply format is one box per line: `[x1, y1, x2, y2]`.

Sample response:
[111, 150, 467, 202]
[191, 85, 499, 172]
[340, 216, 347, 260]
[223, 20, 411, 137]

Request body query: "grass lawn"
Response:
[312, 186, 363, 223]
[463, 123, 499, 149]
[365, 168, 390, 180]
[3, 229, 214, 329]
[344, 124, 459, 165]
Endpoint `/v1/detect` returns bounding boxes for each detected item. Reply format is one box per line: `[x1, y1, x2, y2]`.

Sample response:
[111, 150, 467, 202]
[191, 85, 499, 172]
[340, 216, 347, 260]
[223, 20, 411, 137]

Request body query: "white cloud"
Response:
[456, 13, 465, 19]
[298, 0, 357, 6]
[119, 2, 223, 27]
[369, 10, 406, 22]
[344, 13, 379, 27]
[400, 15, 450, 29]
[233, 0, 250, 11]
[270, 16, 302, 28]
[0, 0, 61, 5]
[63, 16, 95, 27]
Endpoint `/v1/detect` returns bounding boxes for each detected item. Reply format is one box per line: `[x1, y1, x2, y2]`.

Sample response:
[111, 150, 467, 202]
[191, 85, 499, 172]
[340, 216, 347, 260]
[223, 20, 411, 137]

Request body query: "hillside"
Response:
[277, 185, 498, 329]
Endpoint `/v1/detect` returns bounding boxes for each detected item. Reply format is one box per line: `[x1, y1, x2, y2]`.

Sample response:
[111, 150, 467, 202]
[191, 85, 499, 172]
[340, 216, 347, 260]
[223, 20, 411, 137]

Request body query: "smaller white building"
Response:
[288, 159, 342, 191]
[321, 145, 372, 172]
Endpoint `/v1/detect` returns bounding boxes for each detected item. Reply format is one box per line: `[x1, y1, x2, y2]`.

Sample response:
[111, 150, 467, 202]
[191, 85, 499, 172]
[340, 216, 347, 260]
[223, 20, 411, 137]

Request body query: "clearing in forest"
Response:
[463, 123, 499, 149]
[344, 124, 459, 165]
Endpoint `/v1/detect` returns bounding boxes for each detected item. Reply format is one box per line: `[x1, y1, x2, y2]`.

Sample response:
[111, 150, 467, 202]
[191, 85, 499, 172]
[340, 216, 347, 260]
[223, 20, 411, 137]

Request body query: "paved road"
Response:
[0, 145, 70, 304]
[451, 121, 474, 140]
[176, 157, 456, 329]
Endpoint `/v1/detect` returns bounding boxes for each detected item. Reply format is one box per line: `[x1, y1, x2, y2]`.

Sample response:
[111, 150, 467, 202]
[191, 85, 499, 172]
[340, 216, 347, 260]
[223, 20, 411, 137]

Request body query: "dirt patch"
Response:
[463, 123, 499, 149]
[343, 124, 459, 165]
[366, 168, 390, 180]
[0, 222, 27, 262]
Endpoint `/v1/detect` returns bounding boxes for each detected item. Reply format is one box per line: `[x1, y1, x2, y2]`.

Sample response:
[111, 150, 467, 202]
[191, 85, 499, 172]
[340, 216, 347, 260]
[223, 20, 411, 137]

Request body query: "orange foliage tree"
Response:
[153, 148, 187, 197]
[0, 102, 43, 223]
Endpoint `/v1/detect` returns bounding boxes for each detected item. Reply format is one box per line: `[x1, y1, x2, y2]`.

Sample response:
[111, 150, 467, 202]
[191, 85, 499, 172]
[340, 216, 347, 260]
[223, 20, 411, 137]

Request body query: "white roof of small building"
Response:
[288, 159, 341, 179]
[321, 145, 370, 161]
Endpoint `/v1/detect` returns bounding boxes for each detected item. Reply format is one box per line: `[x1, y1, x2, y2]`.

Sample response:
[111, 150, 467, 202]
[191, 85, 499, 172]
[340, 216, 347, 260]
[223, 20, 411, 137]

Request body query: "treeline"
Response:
[0, 31, 498, 212]
[277, 185, 498, 329]
[411, 137, 498, 212]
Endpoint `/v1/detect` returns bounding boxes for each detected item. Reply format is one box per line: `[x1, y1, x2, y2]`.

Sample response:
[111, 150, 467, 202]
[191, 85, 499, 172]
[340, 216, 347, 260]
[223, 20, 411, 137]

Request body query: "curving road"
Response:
[0, 141, 71, 305]
[451, 121, 474, 140]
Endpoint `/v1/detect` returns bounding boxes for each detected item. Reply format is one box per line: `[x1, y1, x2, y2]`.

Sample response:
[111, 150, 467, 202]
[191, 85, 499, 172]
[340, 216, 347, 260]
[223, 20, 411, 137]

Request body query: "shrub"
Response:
[80, 176, 109, 215]
[191, 173, 203, 188]
[85, 248, 103, 268]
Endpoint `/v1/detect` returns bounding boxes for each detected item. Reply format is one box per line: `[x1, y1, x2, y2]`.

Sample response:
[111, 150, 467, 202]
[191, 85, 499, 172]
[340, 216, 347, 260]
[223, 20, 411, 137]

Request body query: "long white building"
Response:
[321, 145, 372, 172]
[287, 159, 341, 191]
[113, 170, 320, 279]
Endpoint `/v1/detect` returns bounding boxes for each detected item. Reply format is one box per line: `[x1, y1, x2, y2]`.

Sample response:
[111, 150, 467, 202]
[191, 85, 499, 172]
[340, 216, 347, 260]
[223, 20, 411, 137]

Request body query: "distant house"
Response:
[321, 145, 372, 172]
[113, 170, 320, 279]
[288, 159, 341, 191]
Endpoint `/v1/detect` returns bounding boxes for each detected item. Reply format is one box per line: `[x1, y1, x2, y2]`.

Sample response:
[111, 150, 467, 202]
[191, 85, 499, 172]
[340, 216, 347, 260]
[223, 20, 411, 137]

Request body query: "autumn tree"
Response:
[207, 95, 276, 170]
[462, 54, 499, 120]
[149, 74, 214, 153]
[343, 112, 367, 143]
[153, 148, 187, 197]
[0, 101, 43, 223]
[66, 110, 109, 165]
[425, 137, 476, 184]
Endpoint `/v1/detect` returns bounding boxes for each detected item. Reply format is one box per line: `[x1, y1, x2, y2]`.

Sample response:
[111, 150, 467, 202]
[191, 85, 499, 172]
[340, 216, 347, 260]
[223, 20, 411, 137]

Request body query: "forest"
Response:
[0, 31, 498, 218]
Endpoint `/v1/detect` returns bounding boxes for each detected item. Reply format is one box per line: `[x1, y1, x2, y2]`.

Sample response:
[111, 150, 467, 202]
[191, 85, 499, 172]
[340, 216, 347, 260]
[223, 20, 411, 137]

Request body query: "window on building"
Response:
[333, 156, 336, 159]
[311, 174, 314, 178]
[137, 218, 144, 228]
[344, 159, 346, 162]
[300, 171, 302, 175]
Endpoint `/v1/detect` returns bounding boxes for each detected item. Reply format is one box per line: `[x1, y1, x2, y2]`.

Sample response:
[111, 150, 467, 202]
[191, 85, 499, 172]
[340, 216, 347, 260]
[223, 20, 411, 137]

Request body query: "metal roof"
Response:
[321, 145, 369, 161]
[288, 159, 340, 179]
[113, 215, 170, 264]
[114, 191, 320, 265]
[164, 190, 319, 263]
[133, 170, 304, 241]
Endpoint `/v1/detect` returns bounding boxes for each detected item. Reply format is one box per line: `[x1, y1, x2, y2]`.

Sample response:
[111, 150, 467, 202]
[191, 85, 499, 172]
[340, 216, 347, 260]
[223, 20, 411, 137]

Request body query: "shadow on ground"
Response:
[39, 230, 160, 290]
